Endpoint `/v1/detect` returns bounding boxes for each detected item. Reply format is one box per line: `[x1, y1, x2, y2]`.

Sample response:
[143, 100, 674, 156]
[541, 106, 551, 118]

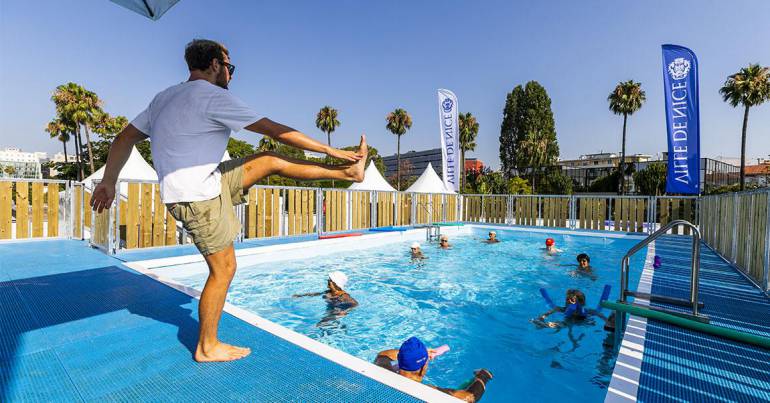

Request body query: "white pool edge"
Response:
[604, 241, 655, 403]
[126, 224, 648, 402]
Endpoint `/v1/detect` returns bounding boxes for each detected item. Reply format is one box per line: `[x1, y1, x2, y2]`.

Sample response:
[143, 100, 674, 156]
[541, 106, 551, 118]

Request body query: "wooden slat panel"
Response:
[84, 192, 92, 229]
[309, 190, 316, 232]
[599, 199, 606, 231]
[671, 199, 681, 234]
[300, 190, 308, 234]
[0, 182, 11, 239]
[140, 183, 152, 247]
[73, 187, 82, 239]
[272, 189, 280, 236]
[31, 182, 44, 237]
[636, 199, 645, 232]
[247, 188, 257, 238]
[126, 183, 139, 248]
[15, 182, 29, 239]
[257, 188, 265, 237]
[683, 199, 692, 235]
[613, 199, 621, 231]
[47, 183, 59, 237]
[288, 189, 295, 235]
[152, 184, 164, 246]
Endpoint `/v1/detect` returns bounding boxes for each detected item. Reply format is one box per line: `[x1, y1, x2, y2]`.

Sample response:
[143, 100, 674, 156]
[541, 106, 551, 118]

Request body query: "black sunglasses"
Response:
[219, 59, 235, 75]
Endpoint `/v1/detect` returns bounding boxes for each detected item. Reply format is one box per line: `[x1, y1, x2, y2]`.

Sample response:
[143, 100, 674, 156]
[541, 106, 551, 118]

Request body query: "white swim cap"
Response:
[411, 242, 421, 249]
[328, 271, 348, 289]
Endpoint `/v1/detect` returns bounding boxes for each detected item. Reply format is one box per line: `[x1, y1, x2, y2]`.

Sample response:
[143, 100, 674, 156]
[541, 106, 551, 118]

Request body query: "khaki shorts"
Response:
[167, 158, 248, 256]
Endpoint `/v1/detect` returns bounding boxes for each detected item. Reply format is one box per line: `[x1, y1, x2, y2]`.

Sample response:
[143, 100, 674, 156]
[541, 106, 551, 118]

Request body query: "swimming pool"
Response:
[151, 227, 648, 402]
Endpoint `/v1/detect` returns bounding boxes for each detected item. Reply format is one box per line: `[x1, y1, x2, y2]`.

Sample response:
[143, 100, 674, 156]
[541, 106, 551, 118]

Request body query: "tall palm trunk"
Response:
[397, 135, 401, 190]
[83, 124, 96, 175]
[62, 140, 68, 164]
[619, 113, 628, 195]
[74, 127, 84, 181]
[740, 105, 750, 191]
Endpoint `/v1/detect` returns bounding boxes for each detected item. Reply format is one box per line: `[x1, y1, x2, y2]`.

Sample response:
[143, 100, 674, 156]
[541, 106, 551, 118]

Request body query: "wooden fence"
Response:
[700, 190, 769, 289]
[0, 179, 68, 240]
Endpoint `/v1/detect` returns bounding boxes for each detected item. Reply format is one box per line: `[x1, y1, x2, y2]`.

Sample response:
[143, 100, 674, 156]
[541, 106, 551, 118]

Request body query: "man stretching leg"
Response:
[91, 39, 367, 362]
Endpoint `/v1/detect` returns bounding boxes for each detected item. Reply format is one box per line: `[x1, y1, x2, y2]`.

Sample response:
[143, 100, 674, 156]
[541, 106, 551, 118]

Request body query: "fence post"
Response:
[481, 195, 486, 223]
[371, 191, 378, 229]
[410, 193, 416, 226]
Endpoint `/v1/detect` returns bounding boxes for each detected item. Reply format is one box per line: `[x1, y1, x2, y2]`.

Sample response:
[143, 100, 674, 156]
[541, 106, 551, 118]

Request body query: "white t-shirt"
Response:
[131, 80, 260, 203]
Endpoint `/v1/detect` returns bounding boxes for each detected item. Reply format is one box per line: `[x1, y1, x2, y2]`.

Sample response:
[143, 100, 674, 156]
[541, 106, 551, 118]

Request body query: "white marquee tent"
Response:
[405, 162, 455, 194]
[82, 146, 157, 195]
[348, 162, 396, 192]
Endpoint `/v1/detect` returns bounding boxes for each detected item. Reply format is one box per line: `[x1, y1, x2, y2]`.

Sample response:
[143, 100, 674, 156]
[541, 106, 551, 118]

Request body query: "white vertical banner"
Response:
[437, 89, 460, 192]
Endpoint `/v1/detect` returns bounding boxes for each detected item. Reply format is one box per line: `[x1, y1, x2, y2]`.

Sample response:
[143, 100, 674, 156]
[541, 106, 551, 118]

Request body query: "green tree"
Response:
[45, 117, 75, 165]
[608, 80, 646, 195]
[458, 112, 479, 193]
[589, 170, 622, 193]
[91, 114, 148, 171]
[52, 83, 103, 176]
[499, 81, 559, 192]
[258, 136, 279, 152]
[507, 176, 532, 195]
[386, 108, 413, 189]
[226, 138, 255, 159]
[316, 106, 341, 186]
[537, 168, 573, 195]
[719, 64, 770, 191]
[633, 162, 667, 195]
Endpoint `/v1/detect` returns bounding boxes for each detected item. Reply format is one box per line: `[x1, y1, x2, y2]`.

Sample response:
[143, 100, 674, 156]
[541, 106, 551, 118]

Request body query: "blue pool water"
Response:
[172, 228, 647, 402]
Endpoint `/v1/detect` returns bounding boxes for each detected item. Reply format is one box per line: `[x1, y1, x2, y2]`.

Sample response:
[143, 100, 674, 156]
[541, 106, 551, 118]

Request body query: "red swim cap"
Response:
[545, 238, 555, 246]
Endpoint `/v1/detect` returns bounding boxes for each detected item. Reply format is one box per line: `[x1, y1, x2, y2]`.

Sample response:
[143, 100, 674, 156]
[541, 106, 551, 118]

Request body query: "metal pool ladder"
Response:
[614, 219, 707, 345]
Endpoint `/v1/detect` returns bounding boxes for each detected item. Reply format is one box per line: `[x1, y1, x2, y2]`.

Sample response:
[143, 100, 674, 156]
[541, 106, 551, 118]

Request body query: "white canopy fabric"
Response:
[405, 162, 455, 194]
[348, 162, 396, 192]
[82, 146, 157, 194]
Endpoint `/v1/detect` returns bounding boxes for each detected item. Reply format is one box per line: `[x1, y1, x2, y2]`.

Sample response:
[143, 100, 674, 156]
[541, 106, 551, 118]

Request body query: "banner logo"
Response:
[442, 98, 453, 113]
[668, 58, 691, 80]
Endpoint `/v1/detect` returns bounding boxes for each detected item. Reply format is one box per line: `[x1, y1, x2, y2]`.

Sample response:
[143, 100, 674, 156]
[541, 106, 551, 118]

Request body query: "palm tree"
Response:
[608, 80, 646, 194]
[316, 106, 340, 186]
[719, 64, 770, 191]
[258, 137, 279, 185]
[52, 83, 102, 175]
[45, 118, 73, 164]
[458, 112, 479, 193]
[386, 108, 412, 190]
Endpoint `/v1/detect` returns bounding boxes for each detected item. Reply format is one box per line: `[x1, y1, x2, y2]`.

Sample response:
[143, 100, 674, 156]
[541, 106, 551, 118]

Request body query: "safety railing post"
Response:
[764, 191, 770, 292]
[481, 195, 486, 223]
[316, 188, 323, 236]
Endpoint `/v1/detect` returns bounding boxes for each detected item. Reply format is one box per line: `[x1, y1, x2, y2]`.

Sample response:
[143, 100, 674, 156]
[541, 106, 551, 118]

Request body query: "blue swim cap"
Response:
[397, 337, 429, 371]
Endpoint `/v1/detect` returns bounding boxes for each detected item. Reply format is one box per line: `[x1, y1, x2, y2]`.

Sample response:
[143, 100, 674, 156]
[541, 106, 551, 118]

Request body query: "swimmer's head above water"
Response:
[328, 271, 348, 292]
[577, 253, 590, 269]
[545, 237, 555, 251]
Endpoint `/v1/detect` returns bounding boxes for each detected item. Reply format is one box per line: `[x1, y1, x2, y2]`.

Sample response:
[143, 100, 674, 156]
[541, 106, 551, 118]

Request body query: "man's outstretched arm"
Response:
[90, 124, 148, 212]
[245, 118, 363, 163]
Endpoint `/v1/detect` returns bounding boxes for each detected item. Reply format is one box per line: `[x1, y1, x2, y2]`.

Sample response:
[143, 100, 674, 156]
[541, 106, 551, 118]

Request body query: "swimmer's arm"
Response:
[292, 291, 324, 298]
[539, 307, 563, 320]
[375, 349, 399, 362]
[246, 118, 362, 162]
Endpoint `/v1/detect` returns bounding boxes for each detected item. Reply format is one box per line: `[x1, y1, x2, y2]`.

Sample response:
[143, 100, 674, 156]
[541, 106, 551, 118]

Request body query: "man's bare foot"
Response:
[348, 135, 368, 182]
[194, 341, 251, 362]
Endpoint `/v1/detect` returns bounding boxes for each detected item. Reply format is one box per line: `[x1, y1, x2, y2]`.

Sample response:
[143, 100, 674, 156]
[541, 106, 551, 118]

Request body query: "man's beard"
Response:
[216, 70, 229, 89]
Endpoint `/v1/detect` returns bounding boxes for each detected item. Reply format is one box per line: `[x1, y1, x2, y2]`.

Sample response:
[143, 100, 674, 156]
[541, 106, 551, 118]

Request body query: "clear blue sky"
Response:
[1, 0, 769, 168]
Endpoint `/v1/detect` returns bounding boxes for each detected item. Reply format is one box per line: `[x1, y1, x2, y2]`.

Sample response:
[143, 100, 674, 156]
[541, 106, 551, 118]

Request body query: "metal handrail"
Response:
[619, 219, 702, 315]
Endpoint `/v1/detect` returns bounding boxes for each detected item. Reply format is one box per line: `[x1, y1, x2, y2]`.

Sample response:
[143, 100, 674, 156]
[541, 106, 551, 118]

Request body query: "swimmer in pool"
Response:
[484, 231, 500, 244]
[535, 289, 588, 329]
[544, 238, 561, 254]
[375, 337, 493, 402]
[293, 271, 359, 310]
[439, 235, 451, 249]
[411, 242, 426, 260]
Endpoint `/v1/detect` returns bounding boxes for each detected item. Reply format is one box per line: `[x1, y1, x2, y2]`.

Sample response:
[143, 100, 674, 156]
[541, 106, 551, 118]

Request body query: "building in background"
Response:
[465, 158, 484, 173]
[0, 147, 43, 179]
[383, 148, 443, 179]
[745, 163, 770, 187]
[559, 152, 652, 189]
